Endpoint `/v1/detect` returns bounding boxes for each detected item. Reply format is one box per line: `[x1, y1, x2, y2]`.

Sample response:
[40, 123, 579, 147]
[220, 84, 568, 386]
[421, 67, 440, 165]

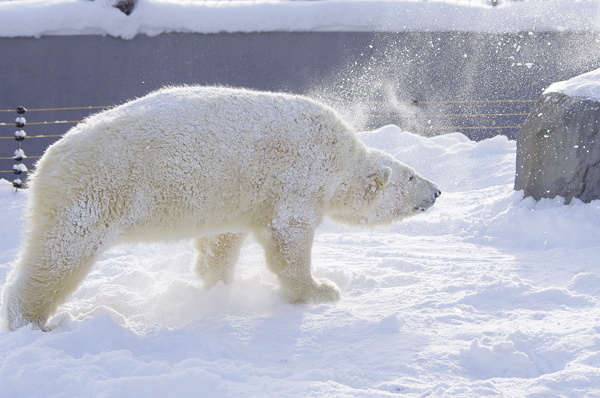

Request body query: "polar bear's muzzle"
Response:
[414, 187, 441, 212]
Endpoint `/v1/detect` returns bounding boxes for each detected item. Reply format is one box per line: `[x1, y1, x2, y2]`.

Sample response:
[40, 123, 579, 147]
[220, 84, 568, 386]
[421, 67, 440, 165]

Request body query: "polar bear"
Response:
[2, 86, 440, 331]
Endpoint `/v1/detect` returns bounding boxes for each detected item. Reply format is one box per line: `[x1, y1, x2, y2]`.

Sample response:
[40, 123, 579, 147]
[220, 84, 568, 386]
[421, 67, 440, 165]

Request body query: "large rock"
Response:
[515, 71, 600, 204]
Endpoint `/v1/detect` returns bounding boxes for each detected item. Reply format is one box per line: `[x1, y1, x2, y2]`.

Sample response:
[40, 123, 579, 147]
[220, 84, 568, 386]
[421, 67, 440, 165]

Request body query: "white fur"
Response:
[2, 86, 440, 331]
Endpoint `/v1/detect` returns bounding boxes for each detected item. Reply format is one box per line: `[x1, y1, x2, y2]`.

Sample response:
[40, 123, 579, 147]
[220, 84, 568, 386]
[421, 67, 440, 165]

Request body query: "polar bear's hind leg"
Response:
[3, 221, 116, 331]
[193, 232, 248, 289]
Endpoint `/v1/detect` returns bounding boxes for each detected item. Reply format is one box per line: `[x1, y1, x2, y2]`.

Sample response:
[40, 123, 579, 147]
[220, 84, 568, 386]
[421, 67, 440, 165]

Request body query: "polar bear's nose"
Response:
[434, 189, 441, 198]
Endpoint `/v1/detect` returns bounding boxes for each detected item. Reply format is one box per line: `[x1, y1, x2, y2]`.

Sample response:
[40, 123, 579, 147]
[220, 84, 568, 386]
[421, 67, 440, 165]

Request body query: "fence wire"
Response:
[1, 99, 536, 176]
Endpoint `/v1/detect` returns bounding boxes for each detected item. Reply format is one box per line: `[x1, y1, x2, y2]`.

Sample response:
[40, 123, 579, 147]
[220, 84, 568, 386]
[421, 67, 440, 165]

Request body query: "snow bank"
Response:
[545, 67, 600, 101]
[359, 126, 600, 250]
[0, 0, 599, 39]
[2, 127, 600, 396]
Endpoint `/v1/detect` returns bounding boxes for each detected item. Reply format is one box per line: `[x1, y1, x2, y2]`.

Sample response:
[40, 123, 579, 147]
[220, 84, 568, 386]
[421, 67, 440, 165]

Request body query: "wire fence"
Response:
[0, 99, 537, 177]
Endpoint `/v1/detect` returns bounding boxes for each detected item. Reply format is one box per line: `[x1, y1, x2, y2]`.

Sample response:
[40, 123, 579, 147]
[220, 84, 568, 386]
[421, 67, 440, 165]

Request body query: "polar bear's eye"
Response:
[409, 175, 414, 182]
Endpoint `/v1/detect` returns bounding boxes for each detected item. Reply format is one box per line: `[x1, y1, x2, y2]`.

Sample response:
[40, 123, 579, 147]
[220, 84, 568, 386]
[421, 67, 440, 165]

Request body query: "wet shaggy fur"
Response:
[2, 86, 441, 331]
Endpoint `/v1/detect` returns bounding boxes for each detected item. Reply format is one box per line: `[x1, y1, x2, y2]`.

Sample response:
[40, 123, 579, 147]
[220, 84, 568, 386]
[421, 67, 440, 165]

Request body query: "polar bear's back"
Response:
[84, 86, 345, 143]
[54, 86, 354, 164]
[28, 87, 361, 239]
[44, 86, 357, 184]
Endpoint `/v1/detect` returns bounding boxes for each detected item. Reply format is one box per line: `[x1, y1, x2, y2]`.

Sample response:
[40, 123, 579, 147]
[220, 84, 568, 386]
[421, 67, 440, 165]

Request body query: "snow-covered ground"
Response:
[2, 0, 600, 395]
[2, 125, 600, 397]
[0, 0, 598, 39]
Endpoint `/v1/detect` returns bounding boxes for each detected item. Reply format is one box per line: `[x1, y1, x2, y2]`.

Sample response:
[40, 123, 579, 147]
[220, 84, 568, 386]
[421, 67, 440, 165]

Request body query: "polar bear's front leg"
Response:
[255, 221, 340, 304]
[192, 232, 248, 289]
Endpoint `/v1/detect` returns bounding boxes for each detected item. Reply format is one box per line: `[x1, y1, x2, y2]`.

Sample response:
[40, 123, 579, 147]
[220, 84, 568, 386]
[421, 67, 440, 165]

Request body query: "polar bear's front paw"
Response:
[312, 278, 341, 302]
[33, 322, 51, 332]
[283, 278, 341, 304]
[198, 273, 233, 290]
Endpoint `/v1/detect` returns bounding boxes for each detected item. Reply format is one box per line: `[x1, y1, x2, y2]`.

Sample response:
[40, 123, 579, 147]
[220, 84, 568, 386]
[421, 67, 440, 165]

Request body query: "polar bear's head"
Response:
[329, 149, 441, 226]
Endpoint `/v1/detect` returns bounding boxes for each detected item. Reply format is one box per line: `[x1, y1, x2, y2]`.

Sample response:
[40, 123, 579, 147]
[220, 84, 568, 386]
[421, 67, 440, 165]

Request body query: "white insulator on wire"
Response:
[14, 130, 26, 141]
[13, 148, 26, 161]
[13, 163, 28, 174]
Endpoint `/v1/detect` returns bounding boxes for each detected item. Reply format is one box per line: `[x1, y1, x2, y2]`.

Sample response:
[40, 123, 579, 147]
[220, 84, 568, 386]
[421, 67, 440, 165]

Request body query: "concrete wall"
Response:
[2, 31, 600, 177]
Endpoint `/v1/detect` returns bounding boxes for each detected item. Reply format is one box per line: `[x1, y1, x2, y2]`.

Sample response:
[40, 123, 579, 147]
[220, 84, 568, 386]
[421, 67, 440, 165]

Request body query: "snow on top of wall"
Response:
[544, 67, 600, 101]
[0, 0, 599, 39]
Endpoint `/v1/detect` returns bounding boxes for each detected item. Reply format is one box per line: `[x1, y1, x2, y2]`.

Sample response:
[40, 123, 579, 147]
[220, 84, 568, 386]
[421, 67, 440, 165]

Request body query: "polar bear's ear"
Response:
[374, 167, 392, 190]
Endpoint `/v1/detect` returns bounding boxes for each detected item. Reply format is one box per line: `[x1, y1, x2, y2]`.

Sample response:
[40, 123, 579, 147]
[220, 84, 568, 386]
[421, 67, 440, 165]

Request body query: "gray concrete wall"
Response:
[2, 31, 600, 178]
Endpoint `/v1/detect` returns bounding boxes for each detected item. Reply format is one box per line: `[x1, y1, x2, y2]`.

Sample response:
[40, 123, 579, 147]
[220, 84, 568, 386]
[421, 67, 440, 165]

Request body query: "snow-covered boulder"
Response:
[515, 68, 600, 203]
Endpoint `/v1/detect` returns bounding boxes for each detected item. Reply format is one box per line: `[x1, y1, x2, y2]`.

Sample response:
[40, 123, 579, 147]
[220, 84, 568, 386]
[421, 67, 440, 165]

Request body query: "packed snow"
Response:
[0, 0, 599, 39]
[2, 125, 600, 396]
[545, 67, 600, 101]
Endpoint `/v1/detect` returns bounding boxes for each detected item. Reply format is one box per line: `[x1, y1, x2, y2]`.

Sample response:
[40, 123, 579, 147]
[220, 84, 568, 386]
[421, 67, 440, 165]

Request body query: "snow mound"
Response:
[460, 338, 539, 379]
